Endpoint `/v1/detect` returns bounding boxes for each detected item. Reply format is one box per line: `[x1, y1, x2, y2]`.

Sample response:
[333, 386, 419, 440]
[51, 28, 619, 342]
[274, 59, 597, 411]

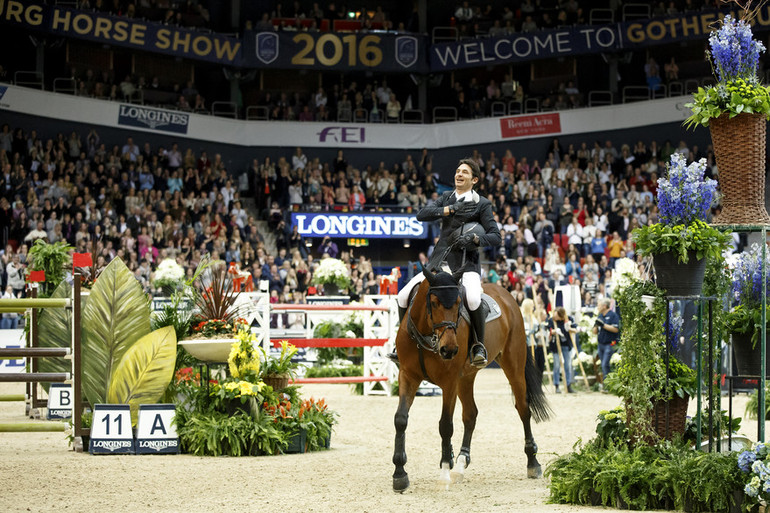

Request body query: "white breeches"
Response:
[397, 271, 482, 311]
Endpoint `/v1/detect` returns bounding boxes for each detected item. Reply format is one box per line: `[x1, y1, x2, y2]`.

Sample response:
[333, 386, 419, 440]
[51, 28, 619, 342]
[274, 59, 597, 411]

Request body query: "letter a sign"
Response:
[136, 404, 179, 454]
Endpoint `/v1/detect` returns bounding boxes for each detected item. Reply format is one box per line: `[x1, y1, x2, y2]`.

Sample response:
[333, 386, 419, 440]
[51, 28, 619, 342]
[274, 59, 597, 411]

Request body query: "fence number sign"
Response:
[89, 404, 135, 454]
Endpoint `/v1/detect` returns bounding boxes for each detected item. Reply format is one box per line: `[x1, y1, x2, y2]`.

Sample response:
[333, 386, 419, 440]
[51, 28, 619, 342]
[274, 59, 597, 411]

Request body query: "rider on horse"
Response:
[390, 158, 502, 367]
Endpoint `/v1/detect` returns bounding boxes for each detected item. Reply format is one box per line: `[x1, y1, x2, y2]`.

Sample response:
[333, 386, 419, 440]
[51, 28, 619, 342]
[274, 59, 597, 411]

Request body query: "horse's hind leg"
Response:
[393, 373, 419, 492]
[453, 374, 479, 483]
[499, 350, 542, 478]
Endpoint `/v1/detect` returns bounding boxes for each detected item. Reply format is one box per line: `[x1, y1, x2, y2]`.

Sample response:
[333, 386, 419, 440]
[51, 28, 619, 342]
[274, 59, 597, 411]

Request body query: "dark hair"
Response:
[458, 158, 480, 182]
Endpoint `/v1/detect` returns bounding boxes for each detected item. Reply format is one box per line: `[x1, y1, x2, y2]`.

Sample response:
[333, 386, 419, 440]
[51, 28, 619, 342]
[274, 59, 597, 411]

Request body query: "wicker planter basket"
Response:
[263, 374, 290, 391]
[709, 112, 770, 225]
[652, 394, 689, 441]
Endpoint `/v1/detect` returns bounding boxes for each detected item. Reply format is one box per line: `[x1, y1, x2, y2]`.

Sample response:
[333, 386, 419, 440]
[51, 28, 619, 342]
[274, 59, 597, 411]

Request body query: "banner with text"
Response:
[243, 30, 427, 72]
[0, 0, 243, 66]
[430, 8, 770, 70]
[291, 212, 427, 239]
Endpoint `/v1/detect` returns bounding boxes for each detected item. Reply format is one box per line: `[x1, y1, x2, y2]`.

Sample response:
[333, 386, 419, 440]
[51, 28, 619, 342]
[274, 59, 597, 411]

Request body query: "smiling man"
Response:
[390, 158, 502, 367]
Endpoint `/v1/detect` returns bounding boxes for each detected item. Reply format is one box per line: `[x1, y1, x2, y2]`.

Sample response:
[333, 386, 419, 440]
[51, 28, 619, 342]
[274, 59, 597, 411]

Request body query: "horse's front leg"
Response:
[453, 374, 478, 482]
[393, 373, 419, 492]
[438, 386, 459, 488]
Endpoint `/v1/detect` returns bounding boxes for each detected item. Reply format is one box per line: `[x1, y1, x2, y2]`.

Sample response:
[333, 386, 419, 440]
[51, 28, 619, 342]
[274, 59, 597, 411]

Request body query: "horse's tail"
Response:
[524, 350, 552, 423]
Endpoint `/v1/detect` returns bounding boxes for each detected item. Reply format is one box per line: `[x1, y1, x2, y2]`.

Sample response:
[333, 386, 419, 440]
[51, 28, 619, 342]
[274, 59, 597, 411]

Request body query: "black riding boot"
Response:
[386, 306, 408, 363]
[469, 306, 488, 368]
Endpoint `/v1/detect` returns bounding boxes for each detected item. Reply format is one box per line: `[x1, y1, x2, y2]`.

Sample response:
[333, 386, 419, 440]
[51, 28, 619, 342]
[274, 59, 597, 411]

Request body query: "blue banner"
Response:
[243, 30, 427, 72]
[430, 8, 770, 70]
[0, 0, 243, 66]
[291, 212, 427, 239]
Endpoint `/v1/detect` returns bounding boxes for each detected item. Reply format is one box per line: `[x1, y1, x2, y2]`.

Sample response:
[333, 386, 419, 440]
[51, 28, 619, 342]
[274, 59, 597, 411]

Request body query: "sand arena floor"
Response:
[0, 369, 755, 513]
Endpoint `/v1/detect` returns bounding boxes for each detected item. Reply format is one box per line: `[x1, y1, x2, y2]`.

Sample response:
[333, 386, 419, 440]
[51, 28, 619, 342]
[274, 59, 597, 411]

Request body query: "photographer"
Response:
[548, 307, 577, 394]
[593, 298, 620, 379]
[318, 236, 339, 258]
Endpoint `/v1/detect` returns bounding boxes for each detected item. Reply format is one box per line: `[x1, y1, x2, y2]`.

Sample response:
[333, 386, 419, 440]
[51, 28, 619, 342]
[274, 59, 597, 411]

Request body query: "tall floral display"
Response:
[633, 153, 729, 295]
[684, 13, 770, 224]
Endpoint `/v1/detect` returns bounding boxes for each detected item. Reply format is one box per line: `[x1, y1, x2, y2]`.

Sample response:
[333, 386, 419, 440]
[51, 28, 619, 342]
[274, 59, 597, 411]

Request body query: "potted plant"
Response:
[311, 257, 352, 295]
[177, 256, 248, 362]
[727, 245, 770, 377]
[606, 276, 698, 442]
[633, 153, 730, 296]
[151, 258, 185, 297]
[26, 239, 73, 298]
[260, 340, 299, 391]
[684, 11, 770, 225]
[262, 396, 336, 453]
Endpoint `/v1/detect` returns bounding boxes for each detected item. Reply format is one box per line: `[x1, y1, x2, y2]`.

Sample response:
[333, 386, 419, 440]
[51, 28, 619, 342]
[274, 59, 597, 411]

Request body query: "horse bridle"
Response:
[406, 283, 462, 353]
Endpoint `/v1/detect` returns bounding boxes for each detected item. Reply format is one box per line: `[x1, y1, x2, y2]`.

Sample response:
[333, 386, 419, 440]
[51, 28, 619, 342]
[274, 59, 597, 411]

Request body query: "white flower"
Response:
[152, 258, 185, 286]
[312, 258, 352, 288]
[612, 258, 640, 294]
[610, 353, 622, 366]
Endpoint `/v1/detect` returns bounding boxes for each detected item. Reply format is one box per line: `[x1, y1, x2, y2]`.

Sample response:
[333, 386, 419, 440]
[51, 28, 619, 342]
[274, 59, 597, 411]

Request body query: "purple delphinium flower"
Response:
[710, 15, 765, 83]
[657, 153, 717, 226]
[731, 244, 770, 308]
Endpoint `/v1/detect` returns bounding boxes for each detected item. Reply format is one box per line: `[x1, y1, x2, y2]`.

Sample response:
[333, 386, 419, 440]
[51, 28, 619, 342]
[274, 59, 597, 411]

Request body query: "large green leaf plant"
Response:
[37, 257, 177, 420]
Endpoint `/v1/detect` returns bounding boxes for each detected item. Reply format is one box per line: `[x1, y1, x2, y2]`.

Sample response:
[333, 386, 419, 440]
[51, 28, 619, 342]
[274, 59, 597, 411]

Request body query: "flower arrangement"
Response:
[633, 153, 730, 263]
[228, 328, 261, 380]
[311, 257, 352, 290]
[612, 257, 640, 294]
[261, 340, 300, 379]
[152, 258, 185, 293]
[190, 317, 248, 338]
[726, 244, 770, 348]
[684, 13, 770, 129]
[739, 442, 770, 509]
[262, 396, 336, 452]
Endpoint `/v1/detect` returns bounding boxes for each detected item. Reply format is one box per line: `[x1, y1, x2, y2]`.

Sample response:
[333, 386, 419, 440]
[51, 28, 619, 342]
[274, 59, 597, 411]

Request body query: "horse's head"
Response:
[422, 268, 463, 360]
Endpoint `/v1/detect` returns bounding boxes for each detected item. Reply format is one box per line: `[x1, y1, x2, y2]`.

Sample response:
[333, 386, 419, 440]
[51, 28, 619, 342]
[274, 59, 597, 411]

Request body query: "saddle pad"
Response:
[460, 293, 502, 324]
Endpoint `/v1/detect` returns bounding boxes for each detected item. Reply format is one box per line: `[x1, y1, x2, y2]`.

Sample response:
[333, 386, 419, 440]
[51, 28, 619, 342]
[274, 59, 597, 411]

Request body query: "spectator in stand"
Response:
[386, 93, 401, 122]
[664, 57, 679, 82]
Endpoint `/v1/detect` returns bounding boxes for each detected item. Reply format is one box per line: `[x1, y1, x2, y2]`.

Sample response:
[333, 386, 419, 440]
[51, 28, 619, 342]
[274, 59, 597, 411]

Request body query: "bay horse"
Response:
[392, 268, 551, 492]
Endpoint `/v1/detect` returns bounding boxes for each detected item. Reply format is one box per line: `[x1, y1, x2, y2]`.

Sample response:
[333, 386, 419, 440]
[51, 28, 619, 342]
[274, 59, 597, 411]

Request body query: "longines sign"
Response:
[291, 213, 426, 239]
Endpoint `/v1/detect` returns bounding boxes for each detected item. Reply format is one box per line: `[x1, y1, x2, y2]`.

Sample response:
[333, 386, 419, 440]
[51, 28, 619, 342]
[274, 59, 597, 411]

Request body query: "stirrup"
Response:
[470, 344, 487, 368]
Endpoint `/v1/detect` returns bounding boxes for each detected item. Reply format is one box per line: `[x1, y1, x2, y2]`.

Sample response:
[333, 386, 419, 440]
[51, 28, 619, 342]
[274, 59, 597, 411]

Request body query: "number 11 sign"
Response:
[89, 404, 135, 455]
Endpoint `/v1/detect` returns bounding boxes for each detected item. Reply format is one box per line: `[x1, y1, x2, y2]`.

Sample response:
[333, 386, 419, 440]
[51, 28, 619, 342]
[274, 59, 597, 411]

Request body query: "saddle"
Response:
[406, 286, 501, 345]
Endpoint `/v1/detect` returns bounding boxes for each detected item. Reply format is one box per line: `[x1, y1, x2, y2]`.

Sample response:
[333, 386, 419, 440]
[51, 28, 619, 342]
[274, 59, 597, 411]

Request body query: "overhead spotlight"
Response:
[305, 238, 313, 248]
[403, 239, 411, 248]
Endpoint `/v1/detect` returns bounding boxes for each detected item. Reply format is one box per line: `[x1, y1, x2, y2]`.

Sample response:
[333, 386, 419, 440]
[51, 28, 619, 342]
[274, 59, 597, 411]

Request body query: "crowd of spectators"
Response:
[0, 120, 740, 331]
[76, 0, 210, 28]
[67, 69, 207, 113]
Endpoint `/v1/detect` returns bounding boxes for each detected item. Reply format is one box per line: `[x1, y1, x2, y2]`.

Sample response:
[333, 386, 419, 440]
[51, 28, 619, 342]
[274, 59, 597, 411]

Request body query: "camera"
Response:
[594, 318, 604, 328]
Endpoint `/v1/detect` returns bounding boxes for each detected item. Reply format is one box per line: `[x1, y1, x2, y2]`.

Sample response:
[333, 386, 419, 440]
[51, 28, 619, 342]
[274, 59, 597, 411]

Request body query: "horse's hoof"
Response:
[440, 462, 451, 490]
[527, 465, 543, 479]
[393, 475, 410, 493]
[452, 453, 469, 483]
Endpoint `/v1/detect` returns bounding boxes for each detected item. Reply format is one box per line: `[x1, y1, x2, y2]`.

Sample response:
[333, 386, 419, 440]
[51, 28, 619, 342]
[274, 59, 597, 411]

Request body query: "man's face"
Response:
[454, 163, 477, 193]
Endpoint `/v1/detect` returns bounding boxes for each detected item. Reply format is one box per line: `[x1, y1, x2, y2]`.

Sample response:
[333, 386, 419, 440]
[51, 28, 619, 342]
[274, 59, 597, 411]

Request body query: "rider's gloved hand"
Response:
[447, 198, 465, 215]
[448, 199, 475, 216]
[461, 233, 480, 247]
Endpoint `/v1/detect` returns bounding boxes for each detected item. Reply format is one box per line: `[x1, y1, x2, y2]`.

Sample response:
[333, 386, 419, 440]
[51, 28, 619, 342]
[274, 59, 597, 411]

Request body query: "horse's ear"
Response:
[422, 268, 436, 285]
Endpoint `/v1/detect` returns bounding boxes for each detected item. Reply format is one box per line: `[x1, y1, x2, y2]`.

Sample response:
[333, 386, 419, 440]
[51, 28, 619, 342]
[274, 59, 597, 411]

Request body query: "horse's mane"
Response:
[424, 271, 461, 309]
